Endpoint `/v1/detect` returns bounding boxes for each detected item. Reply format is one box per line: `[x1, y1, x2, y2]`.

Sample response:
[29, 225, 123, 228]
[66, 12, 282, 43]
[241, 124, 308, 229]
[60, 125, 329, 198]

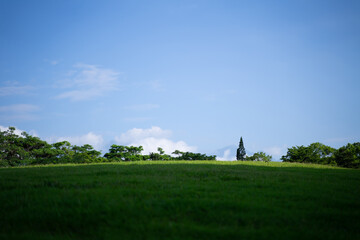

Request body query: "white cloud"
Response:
[124, 104, 160, 111]
[149, 80, 165, 91]
[44, 59, 60, 65]
[115, 126, 196, 155]
[1, 126, 103, 150]
[0, 104, 40, 121]
[56, 63, 120, 101]
[0, 84, 34, 96]
[0, 104, 40, 113]
[48, 132, 104, 150]
[215, 145, 287, 161]
[216, 149, 236, 161]
[0, 125, 25, 136]
[123, 117, 153, 122]
[323, 137, 357, 146]
[0, 125, 38, 137]
[116, 126, 171, 143]
[263, 146, 288, 160]
[135, 80, 165, 91]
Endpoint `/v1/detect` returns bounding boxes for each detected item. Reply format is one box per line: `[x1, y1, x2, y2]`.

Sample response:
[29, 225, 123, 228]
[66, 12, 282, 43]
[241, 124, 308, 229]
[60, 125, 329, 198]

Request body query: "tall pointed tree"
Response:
[236, 137, 246, 161]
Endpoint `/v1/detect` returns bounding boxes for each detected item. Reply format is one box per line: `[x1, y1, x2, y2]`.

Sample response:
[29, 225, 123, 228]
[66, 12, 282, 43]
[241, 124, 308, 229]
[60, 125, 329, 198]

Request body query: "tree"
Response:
[71, 144, 102, 163]
[172, 150, 183, 158]
[157, 147, 165, 155]
[236, 137, 246, 161]
[247, 152, 272, 162]
[334, 143, 360, 168]
[0, 127, 52, 166]
[51, 141, 73, 162]
[104, 145, 143, 161]
[307, 143, 336, 164]
[0, 127, 28, 166]
[170, 150, 215, 160]
[127, 146, 143, 156]
[281, 143, 336, 165]
[149, 152, 161, 161]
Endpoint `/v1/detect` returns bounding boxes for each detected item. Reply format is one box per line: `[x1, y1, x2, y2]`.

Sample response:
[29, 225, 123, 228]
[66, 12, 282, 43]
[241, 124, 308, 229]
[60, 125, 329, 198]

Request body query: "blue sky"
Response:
[1, 0, 359, 160]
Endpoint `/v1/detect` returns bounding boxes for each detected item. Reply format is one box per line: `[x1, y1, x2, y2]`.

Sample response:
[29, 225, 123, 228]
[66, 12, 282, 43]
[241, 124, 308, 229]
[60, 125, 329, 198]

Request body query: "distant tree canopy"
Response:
[281, 142, 360, 168]
[2, 127, 358, 168]
[0, 127, 216, 167]
[334, 143, 360, 169]
[103, 145, 216, 162]
[0, 127, 105, 167]
[104, 145, 144, 161]
[246, 152, 272, 162]
[171, 151, 216, 161]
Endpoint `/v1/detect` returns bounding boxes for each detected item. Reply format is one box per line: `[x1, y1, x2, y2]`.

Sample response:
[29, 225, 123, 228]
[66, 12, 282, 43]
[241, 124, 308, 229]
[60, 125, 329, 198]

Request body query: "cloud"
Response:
[0, 104, 40, 112]
[215, 145, 286, 161]
[1, 125, 103, 150]
[123, 117, 153, 122]
[263, 146, 288, 160]
[44, 59, 60, 65]
[115, 126, 196, 155]
[216, 149, 236, 161]
[124, 104, 160, 111]
[323, 137, 358, 146]
[0, 104, 40, 121]
[149, 80, 165, 91]
[0, 84, 34, 96]
[0, 125, 25, 136]
[49, 132, 104, 150]
[135, 80, 165, 91]
[0, 125, 38, 137]
[116, 126, 171, 143]
[56, 63, 120, 101]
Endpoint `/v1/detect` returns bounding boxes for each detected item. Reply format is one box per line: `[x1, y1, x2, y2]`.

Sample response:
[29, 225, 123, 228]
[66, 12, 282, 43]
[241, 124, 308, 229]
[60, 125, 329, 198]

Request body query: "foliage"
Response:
[172, 151, 216, 160]
[146, 147, 170, 161]
[157, 147, 165, 155]
[0, 127, 216, 167]
[32, 141, 72, 164]
[0, 127, 105, 166]
[5, 127, 359, 168]
[0, 127, 49, 166]
[281, 142, 360, 168]
[104, 145, 215, 162]
[104, 145, 144, 161]
[334, 142, 360, 168]
[236, 137, 246, 161]
[246, 151, 272, 162]
[71, 144, 103, 163]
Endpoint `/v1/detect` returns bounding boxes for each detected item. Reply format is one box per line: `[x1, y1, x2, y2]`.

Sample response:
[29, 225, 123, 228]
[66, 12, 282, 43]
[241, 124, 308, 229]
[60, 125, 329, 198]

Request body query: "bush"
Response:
[246, 152, 272, 162]
[281, 143, 336, 165]
[334, 143, 360, 168]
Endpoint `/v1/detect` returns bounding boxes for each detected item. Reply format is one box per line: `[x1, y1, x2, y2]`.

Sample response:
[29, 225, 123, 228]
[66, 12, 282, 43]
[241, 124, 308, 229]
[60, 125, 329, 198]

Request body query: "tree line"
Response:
[1, 127, 358, 168]
[236, 137, 272, 162]
[237, 137, 359, 168]
[0, 127, 216, 167]
[281, 142, 360, 168]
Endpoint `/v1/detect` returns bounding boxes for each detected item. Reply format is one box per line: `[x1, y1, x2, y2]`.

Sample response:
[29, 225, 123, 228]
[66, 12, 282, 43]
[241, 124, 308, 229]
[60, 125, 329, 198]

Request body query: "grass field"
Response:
[0, 161, 359, 240]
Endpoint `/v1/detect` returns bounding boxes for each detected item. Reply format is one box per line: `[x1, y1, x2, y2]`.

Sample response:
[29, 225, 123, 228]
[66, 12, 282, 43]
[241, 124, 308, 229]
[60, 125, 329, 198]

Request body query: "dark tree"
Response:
[236, 137, 246, 161]
[334, 142, 360, 168]
[281, 143, 336, 165]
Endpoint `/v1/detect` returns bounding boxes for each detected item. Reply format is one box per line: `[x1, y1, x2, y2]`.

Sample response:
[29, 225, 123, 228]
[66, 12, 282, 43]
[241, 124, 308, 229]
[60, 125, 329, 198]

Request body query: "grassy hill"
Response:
[0, 161, 359, 240]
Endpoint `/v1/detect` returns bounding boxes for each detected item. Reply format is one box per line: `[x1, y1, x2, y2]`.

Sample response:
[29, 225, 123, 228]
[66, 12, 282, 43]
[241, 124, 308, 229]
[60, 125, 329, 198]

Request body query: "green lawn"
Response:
[0, 161, 359, 240]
